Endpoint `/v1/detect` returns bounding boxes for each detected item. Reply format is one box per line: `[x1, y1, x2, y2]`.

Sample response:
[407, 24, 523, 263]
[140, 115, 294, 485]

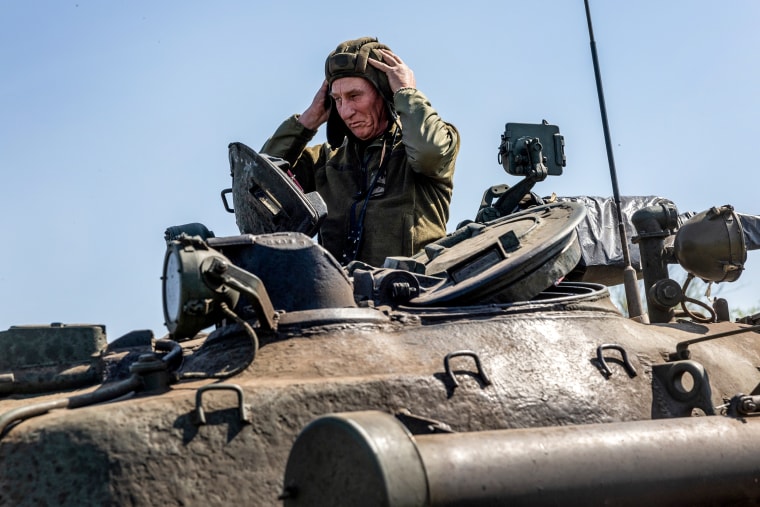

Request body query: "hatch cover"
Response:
[409, 202, 586, 306]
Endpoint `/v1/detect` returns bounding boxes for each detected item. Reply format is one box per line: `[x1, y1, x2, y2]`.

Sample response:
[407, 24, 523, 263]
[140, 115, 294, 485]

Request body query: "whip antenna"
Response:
[584, 0, 647, 322]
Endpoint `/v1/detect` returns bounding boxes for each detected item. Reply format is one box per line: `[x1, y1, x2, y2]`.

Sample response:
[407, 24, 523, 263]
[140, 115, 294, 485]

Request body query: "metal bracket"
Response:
[727, 393, 760, 417]
[596, 344, 637, 378]
[192, 383, 252, 426]
[652, 360, 715, 416]
[220, 188, 234, 213]
[395, 409, 454, 434]
[444, 350, 492, 388]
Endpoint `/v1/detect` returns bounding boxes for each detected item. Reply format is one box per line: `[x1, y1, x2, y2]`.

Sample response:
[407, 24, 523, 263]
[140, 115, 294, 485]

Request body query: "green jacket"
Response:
[261, 88, 459, 267]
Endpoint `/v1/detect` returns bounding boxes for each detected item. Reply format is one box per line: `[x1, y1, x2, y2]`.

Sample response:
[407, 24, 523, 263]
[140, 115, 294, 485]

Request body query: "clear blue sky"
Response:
[2, 1, 759, 340]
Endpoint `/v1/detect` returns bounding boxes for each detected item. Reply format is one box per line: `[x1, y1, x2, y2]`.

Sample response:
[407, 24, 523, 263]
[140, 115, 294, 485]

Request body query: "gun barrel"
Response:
[284, 411, 760, 506]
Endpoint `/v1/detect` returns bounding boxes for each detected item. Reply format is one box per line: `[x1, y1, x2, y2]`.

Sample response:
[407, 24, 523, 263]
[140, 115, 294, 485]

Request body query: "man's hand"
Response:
[299, 80, 331, 130]
[368, 49, 416, 93]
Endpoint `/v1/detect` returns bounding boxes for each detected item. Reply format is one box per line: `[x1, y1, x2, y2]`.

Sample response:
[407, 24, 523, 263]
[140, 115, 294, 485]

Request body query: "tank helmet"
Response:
[324, 37, 395, 148]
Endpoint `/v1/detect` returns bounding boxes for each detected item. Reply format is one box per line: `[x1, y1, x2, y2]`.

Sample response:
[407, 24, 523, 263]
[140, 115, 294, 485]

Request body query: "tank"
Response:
[2, 123, 760, 506]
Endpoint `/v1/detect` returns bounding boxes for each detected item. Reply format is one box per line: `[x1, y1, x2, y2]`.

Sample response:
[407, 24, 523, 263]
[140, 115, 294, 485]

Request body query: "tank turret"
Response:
[1, 127, 759, 507]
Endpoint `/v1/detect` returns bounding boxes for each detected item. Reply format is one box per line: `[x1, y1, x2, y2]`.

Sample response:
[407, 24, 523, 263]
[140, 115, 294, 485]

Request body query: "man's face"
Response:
[330, 77, 388, 141]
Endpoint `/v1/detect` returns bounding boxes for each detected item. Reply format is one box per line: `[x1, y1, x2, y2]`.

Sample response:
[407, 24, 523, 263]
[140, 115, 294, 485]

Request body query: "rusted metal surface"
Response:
[2, 288, 760, 504]
[0, 324, 107, 394]
[3, 192, 760, 506]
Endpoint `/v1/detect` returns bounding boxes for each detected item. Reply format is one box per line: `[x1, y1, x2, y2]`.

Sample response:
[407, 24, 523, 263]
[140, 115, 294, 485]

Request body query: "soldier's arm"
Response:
[394, 88, 460, 182]
[259, 81, 332, 191]
[260, 115, 324, 193]
[368, 49, 459, 183]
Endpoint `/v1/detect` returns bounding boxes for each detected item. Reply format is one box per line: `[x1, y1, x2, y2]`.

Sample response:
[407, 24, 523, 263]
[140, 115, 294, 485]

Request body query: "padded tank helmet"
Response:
[324, 37, 395, 148]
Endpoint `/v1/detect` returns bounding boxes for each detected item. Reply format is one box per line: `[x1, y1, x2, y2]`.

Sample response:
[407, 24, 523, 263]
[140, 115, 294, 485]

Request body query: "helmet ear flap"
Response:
[326, 105, 348, 149]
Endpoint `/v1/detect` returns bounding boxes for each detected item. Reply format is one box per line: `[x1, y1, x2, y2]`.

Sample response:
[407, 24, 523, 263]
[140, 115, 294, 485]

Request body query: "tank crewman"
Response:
[260, 37, 460, 267]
